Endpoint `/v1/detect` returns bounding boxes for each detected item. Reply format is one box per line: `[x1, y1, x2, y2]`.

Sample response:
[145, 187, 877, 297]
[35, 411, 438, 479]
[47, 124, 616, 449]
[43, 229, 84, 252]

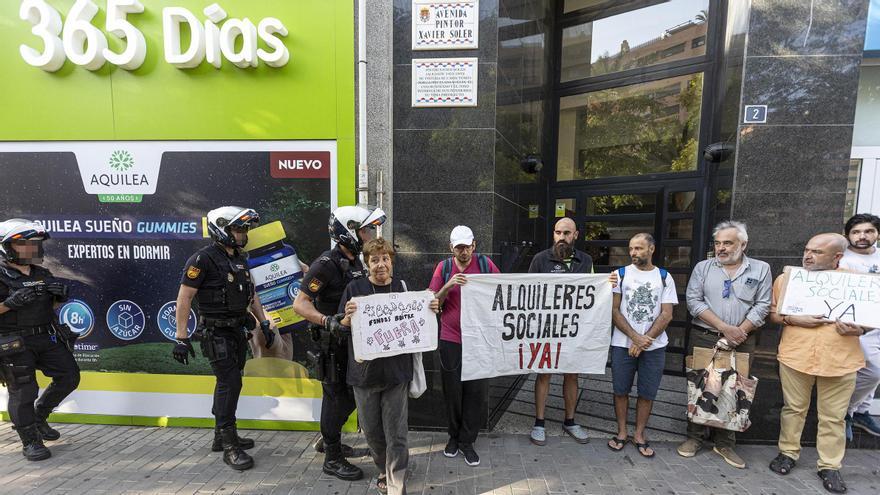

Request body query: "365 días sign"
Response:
[779, 267, 880, 328]
[412, 0, 478, 50]
[412, 57, 478, 107]
[350, 290, 439, 361]
[460, 274, 613, 381]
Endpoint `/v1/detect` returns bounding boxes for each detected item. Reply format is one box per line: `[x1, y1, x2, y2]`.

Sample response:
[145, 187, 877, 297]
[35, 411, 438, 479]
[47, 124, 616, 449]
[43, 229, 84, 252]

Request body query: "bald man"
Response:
[526, 217, 595, 445]
[768, 233, 870, 494]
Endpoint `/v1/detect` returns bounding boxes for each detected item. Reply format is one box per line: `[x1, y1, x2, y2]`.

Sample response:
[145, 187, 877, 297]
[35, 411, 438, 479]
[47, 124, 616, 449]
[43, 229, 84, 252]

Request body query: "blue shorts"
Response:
[610, 346, 666, 401]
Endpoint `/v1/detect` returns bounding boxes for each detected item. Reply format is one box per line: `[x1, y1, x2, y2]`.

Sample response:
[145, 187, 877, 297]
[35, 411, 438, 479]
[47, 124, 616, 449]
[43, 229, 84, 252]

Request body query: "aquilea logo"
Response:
[90, 150, 149, 187]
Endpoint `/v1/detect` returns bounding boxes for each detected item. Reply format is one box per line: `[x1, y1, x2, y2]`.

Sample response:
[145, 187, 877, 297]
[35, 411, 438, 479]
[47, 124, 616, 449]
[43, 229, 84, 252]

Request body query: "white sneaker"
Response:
[562, 424, 590, 444]
[530, 426, 546, 446]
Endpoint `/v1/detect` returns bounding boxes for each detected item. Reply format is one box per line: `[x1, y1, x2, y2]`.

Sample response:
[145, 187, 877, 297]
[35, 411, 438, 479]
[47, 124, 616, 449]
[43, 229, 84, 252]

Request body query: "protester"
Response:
[678, 220, 771, 468]
[840, 213, 880, 440]
[340, 238, 439, 495]
[608, 233, 676, 457]
[768, 233, 869, 494]
[429, 225, 500, 467]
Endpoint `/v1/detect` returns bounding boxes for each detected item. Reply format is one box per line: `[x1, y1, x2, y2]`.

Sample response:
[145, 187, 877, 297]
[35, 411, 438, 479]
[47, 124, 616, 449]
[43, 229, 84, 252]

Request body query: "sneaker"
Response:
[530, 426, 546, 446]
[676, 438, 702, 458]
[713, 446, 746, 469]
[852, 412, 880, 437]
[562, 424, 590, 444]
[459, 444, 480, 466]
[845, 414, 853, 442]
[443, 438, 459, 458]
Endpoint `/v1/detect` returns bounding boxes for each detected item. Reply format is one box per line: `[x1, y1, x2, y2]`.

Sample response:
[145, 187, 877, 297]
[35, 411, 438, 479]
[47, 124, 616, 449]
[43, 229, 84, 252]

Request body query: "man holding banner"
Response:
[429, 225, 500, 467]
[768, 233, 870, 494]
[526, 217, 596, 446]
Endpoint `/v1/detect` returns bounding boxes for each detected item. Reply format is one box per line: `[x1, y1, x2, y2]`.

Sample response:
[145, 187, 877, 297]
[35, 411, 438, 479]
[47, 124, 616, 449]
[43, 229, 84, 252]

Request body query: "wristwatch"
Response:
[260, 320, 271, 331]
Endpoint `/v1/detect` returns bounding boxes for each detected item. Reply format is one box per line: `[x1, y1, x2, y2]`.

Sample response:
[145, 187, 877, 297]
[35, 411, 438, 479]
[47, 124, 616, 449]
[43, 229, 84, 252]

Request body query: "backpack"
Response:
[441, 254, 491, 283]
[617, 266, 668, 288]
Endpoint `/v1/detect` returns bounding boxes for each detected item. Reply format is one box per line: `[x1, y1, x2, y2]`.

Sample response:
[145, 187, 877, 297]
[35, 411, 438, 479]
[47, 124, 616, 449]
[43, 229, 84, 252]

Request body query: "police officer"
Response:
[0, 219, 80, 461]
[171, 206, 276, 471]
[293, 204, 386, 481]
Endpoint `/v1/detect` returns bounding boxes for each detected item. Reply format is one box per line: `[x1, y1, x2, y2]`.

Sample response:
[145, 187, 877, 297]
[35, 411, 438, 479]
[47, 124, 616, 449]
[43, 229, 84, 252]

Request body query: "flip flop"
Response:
[607, 436, 627, 451]
[376, 475, 388, 494]
[632, 439, 655, 458]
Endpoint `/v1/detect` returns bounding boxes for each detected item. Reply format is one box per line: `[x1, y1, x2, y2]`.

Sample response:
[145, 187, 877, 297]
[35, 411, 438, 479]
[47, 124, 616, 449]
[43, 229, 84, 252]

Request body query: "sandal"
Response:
[769, 453, 796, 475]
[376, 475, 388, 494]
[607, 436, 627, 451]
[632, 439, 655, 458]
[817, 470, 847, 494]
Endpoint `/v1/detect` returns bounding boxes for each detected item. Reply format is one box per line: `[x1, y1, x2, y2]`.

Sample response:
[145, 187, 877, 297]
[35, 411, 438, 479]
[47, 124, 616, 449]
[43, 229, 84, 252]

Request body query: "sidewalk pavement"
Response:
[1, 422, 878, 495]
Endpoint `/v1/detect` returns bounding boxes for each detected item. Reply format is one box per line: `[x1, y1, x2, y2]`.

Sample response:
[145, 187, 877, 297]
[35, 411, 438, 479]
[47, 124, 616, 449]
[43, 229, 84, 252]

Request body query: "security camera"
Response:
[703, 142, 734, 163]
[520, 154, 543, 174]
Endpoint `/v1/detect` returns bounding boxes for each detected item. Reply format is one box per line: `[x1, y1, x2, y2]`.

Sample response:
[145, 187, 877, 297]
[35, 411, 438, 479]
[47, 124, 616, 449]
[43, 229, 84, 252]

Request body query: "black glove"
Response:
[3, 287, 38, 310]
[323, 314, 348, 340]
[45, 282, 69, 303]
[260, 320, 275, 348]
[172, 338, 195, 365]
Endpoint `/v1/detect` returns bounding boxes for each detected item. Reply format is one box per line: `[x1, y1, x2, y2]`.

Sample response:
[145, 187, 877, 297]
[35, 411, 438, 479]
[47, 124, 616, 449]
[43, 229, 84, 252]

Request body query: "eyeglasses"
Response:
[722, 279, 732, 298]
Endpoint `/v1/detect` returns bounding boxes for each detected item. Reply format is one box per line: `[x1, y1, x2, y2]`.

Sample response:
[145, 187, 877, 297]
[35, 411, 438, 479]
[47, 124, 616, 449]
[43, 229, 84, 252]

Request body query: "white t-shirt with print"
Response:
[611, 265, 679, 351]
[839, 248, 880, 274]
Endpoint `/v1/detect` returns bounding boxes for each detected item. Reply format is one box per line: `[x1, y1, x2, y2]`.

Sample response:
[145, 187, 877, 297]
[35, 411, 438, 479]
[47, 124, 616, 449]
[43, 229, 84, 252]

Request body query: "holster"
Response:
[0, 335, 26, 387]
[199, 328, 231, 363]
[52, 322, 78, 352]
[307, 322, 342, 384]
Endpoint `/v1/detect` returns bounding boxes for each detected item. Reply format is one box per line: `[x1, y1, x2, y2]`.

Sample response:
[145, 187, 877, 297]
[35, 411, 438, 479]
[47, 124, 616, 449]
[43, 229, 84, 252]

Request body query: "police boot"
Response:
[322, 441, 363, 480]
[314, 436, 359, 457]
[34, 407, 61, 441]
[220, 426, 254, 471]
[212, 426, 254, 452]
[18, 424, 51, 461]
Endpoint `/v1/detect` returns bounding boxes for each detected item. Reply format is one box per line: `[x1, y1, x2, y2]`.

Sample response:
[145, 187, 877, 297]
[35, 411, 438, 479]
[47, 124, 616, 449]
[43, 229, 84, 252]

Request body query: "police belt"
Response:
[200, 315, 250, 329]
[0, 324, 55, 337]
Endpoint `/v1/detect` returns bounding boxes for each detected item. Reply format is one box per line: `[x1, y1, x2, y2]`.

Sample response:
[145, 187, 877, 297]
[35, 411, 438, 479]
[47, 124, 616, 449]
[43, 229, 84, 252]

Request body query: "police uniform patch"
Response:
[308, 278, 323, 292]
[186, 266, 201, 279]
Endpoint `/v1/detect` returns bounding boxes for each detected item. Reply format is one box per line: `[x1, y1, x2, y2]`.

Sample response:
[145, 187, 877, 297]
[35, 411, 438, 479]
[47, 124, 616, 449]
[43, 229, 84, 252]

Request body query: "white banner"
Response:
[780, 266, 880, 328]
[350, 290, 439, 361]
[460, 273, 613, 380]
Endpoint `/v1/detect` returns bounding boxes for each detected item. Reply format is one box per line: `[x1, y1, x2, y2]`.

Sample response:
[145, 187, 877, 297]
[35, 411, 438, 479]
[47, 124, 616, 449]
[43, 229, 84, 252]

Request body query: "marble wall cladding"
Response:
[748, 0, 870, 56]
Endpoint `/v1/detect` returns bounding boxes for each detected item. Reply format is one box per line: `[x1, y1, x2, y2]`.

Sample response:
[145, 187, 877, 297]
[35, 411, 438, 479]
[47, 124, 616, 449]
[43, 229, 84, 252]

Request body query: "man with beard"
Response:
[608, 233, 677, 458]
[526, 217, 594, 446]
[678, 220, 772, 468]
[840, 213, 880, 440]
[430, 225, 500, 467]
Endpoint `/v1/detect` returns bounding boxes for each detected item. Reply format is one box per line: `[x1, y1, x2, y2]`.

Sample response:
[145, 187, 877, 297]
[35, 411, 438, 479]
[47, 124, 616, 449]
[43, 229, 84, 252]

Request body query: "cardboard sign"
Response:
[779, 266, 880, 328]
[350, 290, 439, 361]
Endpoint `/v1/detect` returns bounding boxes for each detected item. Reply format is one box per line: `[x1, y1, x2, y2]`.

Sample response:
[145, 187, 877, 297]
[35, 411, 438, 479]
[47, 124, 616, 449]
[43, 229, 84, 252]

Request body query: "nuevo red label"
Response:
[270, 152, 331, 179]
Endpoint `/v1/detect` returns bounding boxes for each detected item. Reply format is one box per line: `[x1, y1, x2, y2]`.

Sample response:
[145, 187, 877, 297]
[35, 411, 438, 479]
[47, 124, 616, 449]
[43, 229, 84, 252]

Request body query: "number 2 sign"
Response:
[743, 105, 767, 124]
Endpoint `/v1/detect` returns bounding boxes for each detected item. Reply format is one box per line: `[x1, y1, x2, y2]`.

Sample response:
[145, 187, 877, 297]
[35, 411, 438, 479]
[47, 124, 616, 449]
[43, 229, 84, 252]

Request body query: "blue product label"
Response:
[249, 252, 304, 328]
[106, 299, 146, 341]
[156, 301, 197, 341]
[59, 299, 95, 338]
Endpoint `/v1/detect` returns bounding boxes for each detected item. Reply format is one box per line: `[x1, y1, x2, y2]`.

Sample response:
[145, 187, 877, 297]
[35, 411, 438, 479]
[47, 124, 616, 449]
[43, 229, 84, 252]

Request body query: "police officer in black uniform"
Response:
[0, 219, 80, 461]
[293, 204, 386, 481]
[171, 206, 276, 471]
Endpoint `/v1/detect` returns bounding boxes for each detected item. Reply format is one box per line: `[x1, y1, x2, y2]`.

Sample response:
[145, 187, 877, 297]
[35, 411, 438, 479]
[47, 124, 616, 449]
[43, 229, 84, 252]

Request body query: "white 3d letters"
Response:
[257, 18, 290, 68]
[102, 0, 147, 70]
[19, 0, 66, 72]
[162, 7, 205, 68]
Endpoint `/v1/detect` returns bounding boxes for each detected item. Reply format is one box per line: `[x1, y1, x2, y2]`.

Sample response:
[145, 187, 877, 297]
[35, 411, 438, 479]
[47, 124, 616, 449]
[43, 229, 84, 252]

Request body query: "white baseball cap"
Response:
[449, 225, 475, 247]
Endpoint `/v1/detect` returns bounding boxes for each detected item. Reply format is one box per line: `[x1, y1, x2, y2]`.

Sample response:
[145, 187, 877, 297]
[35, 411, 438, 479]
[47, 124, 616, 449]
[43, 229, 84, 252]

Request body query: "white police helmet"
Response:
[328, 205, 386, 255]
[206, 206, 260, 248]
[0, 219, 50, 264]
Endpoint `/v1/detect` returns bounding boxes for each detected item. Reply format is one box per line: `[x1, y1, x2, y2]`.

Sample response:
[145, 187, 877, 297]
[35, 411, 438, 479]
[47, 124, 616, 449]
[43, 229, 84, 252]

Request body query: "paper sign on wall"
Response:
[350, 290, 439, 361]
[412, 57, 478, 107]
[779, 266, 880, 328]
[412, 0, 479, 50]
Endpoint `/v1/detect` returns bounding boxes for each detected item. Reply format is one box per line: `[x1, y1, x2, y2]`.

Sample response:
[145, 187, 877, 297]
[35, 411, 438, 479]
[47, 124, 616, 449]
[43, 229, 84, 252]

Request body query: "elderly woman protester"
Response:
[338, 237, 439, 495]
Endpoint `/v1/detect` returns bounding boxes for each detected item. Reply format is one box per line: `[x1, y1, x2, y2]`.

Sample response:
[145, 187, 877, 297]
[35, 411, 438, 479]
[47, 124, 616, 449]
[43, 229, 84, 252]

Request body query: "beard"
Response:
[632, 256, 647, 267]
[718, 245, 744, 265]
[850, 238, 875, 249]
[553, 240, 574, 260]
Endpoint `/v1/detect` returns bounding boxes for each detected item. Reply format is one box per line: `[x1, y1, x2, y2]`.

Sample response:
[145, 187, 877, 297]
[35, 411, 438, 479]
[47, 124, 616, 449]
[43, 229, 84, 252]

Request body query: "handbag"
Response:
[409, 351, 427, 398]
[686, 347, 758, 432]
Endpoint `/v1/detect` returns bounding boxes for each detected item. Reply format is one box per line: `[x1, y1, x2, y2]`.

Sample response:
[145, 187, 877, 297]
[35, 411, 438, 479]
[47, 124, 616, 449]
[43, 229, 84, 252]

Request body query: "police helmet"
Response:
[328, 205, 386, 255]
[0, 219, 50, 264]
[207, 206, 260, 248]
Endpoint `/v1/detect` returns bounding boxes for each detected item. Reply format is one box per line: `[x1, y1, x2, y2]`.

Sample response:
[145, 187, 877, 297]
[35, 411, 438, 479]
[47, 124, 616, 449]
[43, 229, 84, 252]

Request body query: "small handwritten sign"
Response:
[779, 266, 880, 328]
[350, 290, 438, 361]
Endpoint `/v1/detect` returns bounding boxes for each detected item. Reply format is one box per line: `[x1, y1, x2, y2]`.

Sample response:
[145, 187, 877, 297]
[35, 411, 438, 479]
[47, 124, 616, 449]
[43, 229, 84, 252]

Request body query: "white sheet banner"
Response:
[350, 290, 438, 361]
[460, 273, 613, 380]
[780, 266, 880, 328]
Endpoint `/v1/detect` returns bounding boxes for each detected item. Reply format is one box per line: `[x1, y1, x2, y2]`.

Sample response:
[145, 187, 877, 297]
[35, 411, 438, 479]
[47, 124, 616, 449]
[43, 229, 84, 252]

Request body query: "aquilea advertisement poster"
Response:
[0, 0, 357, 429]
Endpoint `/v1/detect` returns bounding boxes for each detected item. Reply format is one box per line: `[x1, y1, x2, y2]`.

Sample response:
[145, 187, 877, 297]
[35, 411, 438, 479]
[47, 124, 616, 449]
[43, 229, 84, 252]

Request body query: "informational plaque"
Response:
[412, 0, 479, 50]
[412, 57, 478, 107]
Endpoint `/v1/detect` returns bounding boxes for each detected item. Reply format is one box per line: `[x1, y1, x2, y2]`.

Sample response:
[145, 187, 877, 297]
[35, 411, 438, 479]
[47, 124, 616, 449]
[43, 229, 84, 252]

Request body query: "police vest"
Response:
[0, 265, 55, 329]
[314, 252, 365, 315]
[195, 247, 254, 316]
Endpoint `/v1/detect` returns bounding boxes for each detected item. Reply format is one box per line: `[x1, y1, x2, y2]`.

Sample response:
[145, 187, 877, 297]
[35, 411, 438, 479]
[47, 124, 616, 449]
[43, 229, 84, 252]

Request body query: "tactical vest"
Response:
[314, 253, 364, 315]
[195, 246, 254, 316]
[0, 264, 55, 329]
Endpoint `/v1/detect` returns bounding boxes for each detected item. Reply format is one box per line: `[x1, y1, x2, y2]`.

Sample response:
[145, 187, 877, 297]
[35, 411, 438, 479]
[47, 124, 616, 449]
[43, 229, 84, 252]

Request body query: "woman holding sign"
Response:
[338, 238, 440, 495]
